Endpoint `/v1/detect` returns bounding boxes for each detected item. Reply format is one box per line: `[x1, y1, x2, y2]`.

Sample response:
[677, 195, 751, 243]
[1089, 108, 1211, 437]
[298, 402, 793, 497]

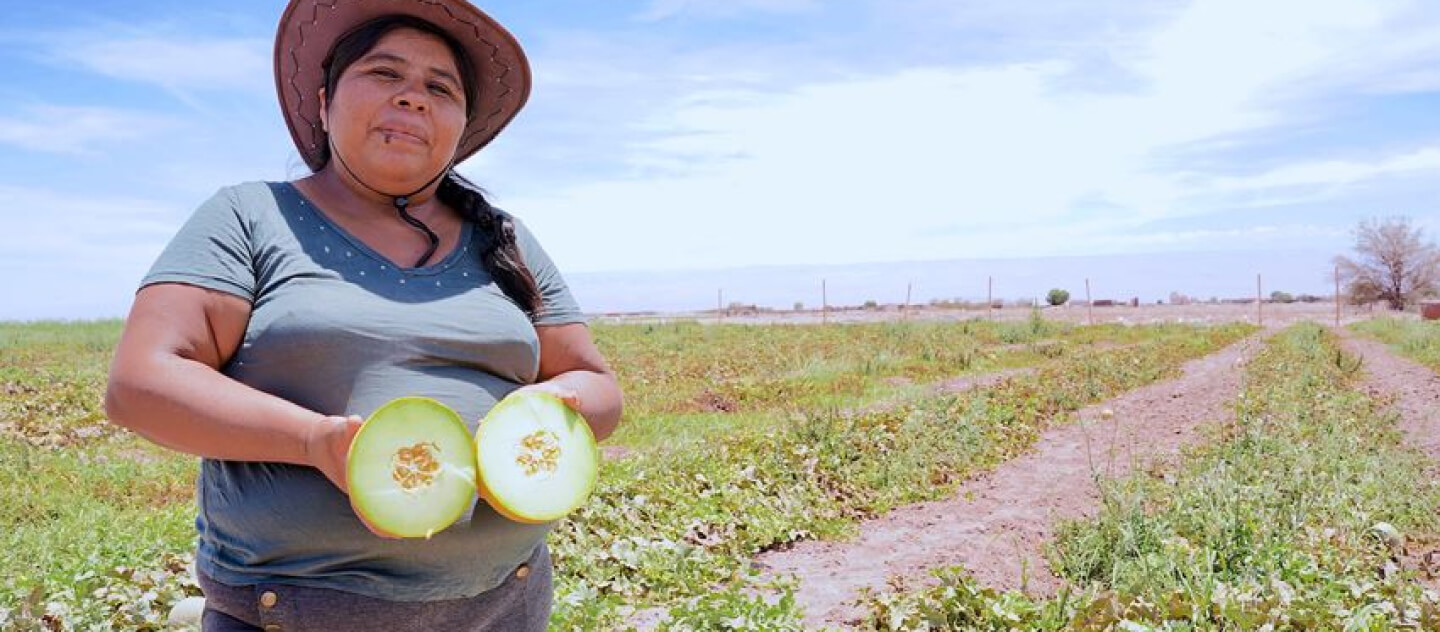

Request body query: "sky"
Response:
[1, 0, 1439, 319]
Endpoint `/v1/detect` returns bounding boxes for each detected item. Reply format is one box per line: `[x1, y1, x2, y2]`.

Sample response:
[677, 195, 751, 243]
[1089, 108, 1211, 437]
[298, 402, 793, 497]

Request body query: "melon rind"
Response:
[346, 396, 477, 538]
[475, 391, 599, 524]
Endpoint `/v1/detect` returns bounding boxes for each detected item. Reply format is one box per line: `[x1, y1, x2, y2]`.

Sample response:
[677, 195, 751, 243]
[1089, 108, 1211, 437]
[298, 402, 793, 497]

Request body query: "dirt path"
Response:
[1333, 330, 1440, 591]
[932, 367, 1034, 394]
[620, 364, 1046, 630]
[856, 367, 1036, 415]
[1334, 332, 1440, 463]
[752, 334, 1267, 629]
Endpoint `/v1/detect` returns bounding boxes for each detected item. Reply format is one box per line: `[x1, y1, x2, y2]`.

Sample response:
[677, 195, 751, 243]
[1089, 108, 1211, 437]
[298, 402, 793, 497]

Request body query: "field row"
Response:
[2, 318, 1436, 630]
[550, 323, 1255, 629]
[849, 322, 1440, 631]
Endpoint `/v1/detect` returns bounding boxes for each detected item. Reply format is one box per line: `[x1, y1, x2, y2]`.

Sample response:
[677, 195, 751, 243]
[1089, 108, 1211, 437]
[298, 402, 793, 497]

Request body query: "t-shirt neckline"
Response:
[280, 181, 473, 276]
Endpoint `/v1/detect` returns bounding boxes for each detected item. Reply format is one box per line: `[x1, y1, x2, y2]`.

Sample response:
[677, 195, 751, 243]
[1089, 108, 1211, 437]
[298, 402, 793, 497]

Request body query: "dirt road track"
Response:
[753, 334, 1268, 629]
[1336, 332, 1440, 463]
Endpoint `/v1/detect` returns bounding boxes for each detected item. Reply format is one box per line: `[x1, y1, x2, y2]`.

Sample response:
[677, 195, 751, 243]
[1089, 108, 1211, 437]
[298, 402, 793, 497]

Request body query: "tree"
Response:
[1045, 288, 1070, 306]
[1334, 217, 1440, 310]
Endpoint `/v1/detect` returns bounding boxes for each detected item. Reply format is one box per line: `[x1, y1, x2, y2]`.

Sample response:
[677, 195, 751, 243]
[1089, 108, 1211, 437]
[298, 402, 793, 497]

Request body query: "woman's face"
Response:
[320, 28, 468, 193]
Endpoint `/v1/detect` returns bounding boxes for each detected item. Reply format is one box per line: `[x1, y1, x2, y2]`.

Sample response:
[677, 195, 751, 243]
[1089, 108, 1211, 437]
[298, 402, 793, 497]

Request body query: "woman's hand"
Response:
[304, 414, 364, 493]
[307, 414, 403, 540]
[514, 381, 581, 412]
[533, 323, 623, 441]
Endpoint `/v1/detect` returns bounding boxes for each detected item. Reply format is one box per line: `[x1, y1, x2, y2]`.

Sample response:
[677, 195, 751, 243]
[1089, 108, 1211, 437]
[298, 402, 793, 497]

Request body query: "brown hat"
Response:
[274, 0, 532, 171]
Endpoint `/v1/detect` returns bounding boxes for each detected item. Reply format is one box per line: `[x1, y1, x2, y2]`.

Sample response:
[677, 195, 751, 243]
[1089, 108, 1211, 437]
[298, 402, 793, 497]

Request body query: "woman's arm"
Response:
[105, 283, 361, 491]
[531, 323, 623, 441]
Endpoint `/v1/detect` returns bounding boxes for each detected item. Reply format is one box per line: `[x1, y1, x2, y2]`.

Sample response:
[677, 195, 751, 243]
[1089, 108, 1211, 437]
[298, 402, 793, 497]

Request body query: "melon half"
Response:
[475, 391, 599, 524]
[346, 397, 478, 538]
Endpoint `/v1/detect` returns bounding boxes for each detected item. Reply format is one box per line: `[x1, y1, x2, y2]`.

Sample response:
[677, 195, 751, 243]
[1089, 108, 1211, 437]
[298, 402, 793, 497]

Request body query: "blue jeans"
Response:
[199, 545, 552, 632]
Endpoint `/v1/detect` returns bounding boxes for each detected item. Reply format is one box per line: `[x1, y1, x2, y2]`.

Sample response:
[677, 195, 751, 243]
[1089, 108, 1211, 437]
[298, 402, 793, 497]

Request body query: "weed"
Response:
[859, 324, 1440, 630]
[1351, 317, 1440, 370]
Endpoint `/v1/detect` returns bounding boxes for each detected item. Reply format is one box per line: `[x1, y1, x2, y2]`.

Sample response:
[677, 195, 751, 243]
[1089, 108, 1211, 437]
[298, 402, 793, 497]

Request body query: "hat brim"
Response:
[275, 0, 531, 172]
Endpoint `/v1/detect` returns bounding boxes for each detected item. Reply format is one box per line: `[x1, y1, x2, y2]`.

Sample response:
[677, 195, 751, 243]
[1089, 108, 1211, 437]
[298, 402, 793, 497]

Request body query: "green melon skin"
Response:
[475, 391, 599, 524]
[347, 397, 478, 539]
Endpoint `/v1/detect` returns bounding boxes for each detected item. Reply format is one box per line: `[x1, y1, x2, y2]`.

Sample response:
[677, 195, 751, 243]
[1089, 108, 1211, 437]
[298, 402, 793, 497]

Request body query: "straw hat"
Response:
[274, 0, 531, 171]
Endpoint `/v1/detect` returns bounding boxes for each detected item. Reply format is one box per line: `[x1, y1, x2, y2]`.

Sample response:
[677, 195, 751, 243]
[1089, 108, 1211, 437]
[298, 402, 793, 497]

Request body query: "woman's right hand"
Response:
[308, 414, 400, 539]
[305, 414, 364, 493]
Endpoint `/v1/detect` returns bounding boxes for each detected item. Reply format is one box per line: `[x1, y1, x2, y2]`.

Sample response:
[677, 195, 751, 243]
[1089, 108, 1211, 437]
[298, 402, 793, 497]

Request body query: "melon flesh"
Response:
[475, 391, 599, 523]
[347, 397, 477, 538]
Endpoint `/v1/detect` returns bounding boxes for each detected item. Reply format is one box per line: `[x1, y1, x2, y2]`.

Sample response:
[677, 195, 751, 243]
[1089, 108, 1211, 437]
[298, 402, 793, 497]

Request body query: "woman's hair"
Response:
[318, 15, 543, 317]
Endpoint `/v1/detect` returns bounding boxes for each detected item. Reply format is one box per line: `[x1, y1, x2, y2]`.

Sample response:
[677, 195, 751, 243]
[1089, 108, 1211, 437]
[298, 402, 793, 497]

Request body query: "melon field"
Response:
[2, 315, 1438, 630]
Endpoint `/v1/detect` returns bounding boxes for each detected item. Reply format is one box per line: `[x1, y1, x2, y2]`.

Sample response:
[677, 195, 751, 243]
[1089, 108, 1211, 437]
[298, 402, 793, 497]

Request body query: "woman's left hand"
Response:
[531, 323, 623, 441]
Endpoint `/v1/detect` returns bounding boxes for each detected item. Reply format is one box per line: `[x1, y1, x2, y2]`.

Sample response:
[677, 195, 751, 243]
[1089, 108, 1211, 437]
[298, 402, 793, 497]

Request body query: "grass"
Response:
[0, 317, 1252, 630]
[596, 318, 1210, 452]
[0, 320, 124, 450]
[0, 320, 204, 630]
[0, 438, 199, 630]
[1351, 317, 1440, 370]
[549, 323, 1254, 629]
[859, 323, 1440, 630]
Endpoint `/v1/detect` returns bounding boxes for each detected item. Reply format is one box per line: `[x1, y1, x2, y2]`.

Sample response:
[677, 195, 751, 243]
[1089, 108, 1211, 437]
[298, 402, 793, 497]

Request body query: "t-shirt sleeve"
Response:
[140, 187, 257, 301]
[511, 217, 587, 326]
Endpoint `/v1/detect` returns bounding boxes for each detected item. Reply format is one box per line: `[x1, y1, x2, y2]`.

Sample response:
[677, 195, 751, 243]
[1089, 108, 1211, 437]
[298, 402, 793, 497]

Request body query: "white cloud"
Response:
[6, 0, 1439, 319]
[635, 0, 821, 22]
[1100, 224, 1346, 248]
[1204, 148, 1440, 193]
[1296, 4, 1440, 95]
[505, 0, 1440, 275]
[0, 185, 181, 255]
[0, 184, 184, 319]
[45, 34, 271, 96]
[0, 104, 176, 154]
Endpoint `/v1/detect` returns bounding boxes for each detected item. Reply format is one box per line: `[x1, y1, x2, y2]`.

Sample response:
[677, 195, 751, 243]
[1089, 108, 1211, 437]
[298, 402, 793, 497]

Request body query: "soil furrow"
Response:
[619, 365, 1044, 630]
[754, 334, 1266, 629]
[1334, 330, 1440, 463]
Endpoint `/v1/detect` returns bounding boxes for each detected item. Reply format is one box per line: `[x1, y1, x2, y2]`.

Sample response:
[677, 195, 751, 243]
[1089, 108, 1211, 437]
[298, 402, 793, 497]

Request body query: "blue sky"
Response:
[2, 0, 1439, 319]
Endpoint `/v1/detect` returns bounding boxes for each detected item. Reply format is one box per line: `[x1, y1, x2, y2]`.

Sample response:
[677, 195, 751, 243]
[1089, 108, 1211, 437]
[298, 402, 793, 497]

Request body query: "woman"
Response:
[104, 1, 621, 629]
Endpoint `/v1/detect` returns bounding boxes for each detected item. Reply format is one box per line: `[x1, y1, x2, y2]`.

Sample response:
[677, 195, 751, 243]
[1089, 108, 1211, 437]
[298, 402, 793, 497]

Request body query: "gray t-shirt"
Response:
[140, 181, 586, 601]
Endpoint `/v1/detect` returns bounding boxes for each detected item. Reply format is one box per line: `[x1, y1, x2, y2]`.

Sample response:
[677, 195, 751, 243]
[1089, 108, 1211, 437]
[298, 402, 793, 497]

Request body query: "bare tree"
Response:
[1334, 217, 1440, 310]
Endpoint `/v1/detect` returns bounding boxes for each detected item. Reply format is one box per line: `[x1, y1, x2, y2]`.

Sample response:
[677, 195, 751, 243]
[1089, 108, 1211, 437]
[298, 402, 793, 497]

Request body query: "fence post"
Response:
[1256, 274, 1263, 327]
[1334, 265, 1341, 327]
[822, 279, 828, 325]
[1085, 278, 1093, 326]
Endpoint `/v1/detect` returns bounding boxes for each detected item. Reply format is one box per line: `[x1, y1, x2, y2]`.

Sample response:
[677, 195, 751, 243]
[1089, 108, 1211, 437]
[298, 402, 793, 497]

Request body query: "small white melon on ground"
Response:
[166, 596, 206, 628]
[475, 391, 599, 523]
[347, 397, 478, 538]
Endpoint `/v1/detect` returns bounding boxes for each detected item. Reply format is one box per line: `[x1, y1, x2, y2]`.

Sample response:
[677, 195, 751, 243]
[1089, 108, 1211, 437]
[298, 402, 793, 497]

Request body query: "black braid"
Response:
[437, 172, 543, 317]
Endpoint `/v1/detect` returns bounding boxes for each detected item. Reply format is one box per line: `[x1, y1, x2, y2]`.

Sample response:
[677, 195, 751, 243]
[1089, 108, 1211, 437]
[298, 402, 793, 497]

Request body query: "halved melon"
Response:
[475, 391, 599, 524]
[347, 397, 477, 538]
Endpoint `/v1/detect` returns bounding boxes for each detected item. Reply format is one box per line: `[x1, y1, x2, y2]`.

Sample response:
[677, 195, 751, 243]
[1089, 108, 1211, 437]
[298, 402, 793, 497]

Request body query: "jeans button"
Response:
[260, 591, 278, 608]
[515, 564, 530, 579]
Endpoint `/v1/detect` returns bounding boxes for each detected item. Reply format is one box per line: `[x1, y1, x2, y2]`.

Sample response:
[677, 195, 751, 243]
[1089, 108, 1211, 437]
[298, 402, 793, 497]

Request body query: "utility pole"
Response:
[988, 276, 994, 321]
